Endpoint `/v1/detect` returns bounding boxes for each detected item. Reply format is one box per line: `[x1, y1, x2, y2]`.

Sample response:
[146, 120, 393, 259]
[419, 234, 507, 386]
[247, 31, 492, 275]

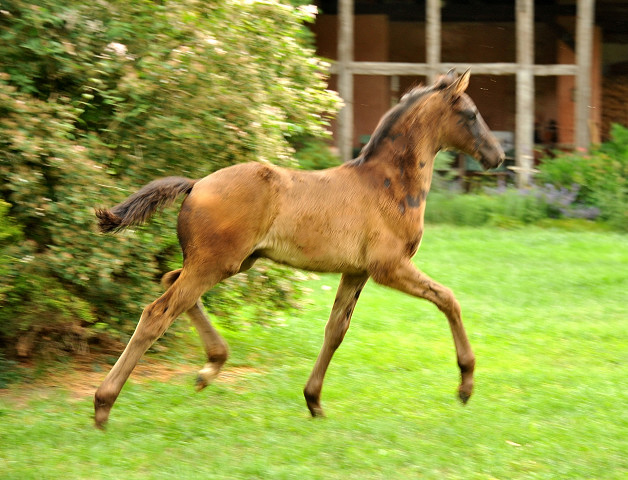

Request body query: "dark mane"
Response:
[349, 81, 449, 166]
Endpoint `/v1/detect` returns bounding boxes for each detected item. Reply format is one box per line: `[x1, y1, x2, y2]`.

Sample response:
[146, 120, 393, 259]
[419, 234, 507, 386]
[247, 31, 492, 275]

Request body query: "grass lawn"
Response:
[1, 225, 627, 479]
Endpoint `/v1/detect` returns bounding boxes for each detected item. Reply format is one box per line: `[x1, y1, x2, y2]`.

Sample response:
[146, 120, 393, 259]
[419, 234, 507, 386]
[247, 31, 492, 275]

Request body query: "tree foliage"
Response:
[0, 0, 338, 357]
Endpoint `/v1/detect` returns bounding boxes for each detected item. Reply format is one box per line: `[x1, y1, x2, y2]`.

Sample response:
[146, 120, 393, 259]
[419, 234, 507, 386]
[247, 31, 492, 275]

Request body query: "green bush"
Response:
[0, 77, 164, 346]
[0, 0, 338, 360]
[294, 137, 341, 170]
[0, 200, 21, 306]
[425, 187, 549, 227]
[426, 187, 576, 228]
[0, 351, 20, 388]
[537, 124, 628, 230]
[203, 260, 310, 330]
[431, 151, 457, 191]
[425, 193, 491, 226]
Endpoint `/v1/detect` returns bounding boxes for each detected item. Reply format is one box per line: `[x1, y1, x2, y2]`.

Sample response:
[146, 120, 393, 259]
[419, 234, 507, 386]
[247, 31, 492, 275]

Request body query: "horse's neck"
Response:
[400, 147, 436, 195]
[363, 132, 438, 197]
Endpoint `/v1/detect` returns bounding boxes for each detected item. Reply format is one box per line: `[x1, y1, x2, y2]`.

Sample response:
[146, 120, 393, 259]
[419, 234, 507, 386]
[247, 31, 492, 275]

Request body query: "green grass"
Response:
[1, 225, 627, 479]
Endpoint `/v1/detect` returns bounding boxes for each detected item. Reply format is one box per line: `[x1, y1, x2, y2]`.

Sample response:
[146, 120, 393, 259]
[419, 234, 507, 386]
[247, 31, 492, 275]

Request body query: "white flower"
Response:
[299, 5, 318, 18]
[204, 35, 219, 46]
[106, 42, 127, 57]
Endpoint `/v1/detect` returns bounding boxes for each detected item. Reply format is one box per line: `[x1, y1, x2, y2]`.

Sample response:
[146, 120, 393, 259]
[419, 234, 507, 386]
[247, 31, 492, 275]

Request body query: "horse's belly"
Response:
[255, 231, 366, 274]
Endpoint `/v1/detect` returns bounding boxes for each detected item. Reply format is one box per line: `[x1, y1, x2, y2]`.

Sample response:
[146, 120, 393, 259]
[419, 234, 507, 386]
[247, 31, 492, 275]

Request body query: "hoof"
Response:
[94, 405, 111, 430]
[94, 394, 112, 429]
[195, 363, 221, 392]
[94, 418, 107, 430]
[458, 386, 472, 404]
[304, 390, 325, 418]
[309, 406, 326, 418]
[305, 398, 325, 418]
[195, 374, 208, 392]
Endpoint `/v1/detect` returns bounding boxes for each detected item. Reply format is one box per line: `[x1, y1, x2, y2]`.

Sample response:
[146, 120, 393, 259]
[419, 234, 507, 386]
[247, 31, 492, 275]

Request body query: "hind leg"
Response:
[163, 257, 257, 392]
[189, 301, 229, 391]
[94, 269, 215, 428]
[163, 269, 229, 391]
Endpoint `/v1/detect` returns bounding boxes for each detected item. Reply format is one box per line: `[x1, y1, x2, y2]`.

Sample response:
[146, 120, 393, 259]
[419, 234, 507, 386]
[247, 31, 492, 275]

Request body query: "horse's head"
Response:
[435, 70, 505, 170]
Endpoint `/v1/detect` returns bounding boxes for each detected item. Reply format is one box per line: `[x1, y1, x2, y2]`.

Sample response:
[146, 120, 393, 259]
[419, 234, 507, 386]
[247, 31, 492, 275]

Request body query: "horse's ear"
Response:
[445, 69, 470, 100]
[434, 69, 457, 90]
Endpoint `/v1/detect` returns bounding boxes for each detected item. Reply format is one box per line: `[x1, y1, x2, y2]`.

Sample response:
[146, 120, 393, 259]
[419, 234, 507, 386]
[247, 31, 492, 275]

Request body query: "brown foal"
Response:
[93, 70, 504, 427]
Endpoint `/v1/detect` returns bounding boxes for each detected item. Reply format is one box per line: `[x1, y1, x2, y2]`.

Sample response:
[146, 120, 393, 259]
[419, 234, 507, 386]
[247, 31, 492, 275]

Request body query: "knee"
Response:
[438, 288, 461, 318]
[324, 325, 344, 351]
[94, 386, 116, 409]
[325, 314, 353, 351]
[140, 302, 171, 341]
[449, 296, 461, 318]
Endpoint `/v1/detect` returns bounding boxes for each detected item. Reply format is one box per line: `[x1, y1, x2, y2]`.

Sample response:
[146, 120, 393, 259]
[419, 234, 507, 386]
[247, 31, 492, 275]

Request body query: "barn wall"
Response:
[311, 15, 602, 149]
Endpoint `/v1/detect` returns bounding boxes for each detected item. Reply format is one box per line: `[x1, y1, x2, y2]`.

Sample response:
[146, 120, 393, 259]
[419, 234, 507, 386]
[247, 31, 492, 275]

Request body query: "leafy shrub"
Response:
[0, 0, 338, 359]
[426, 185, 549, 227]
[426, 185, 587, 228]
[0, 200, 21, 309]
[431, 151, 458, 191]
[203, 260, 310, 330]
[425, 193, 492, 226]
[294, 137, 341, 170]
[0, 351, 20, 388]
[0, 79, 164, 351]
[537, 124, 628, 230]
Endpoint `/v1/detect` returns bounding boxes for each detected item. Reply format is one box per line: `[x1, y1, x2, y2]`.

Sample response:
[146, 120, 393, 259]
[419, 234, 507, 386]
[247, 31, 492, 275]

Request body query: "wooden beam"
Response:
[515, 0, 535, 187]
[330, 62, 578, 77]
[575, 0, 595, 150]
[337, 0, 354, 163]
[533, 64, 578, 76]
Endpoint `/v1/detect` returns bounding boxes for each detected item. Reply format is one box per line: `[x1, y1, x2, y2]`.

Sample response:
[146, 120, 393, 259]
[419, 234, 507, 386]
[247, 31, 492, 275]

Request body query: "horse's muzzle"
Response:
[478, 142, 505, 170]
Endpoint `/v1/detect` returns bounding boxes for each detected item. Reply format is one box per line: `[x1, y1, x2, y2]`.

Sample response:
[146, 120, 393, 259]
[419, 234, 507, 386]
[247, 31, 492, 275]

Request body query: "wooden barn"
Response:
[309, 0, 628, 185]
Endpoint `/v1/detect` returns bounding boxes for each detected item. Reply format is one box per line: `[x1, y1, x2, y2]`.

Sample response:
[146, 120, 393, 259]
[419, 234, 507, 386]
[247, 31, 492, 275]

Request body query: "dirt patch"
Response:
[215, 366, 259, 384]
[0, 355, 261, 405]
[67, 358, 194, 401]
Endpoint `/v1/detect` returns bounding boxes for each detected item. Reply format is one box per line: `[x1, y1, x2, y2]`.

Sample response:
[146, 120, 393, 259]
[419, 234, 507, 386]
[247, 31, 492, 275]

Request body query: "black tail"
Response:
[95, 177, 196, 233]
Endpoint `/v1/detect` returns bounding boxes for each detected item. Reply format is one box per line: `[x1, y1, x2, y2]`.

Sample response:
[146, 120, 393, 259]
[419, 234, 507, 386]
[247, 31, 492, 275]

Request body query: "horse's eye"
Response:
[465, 111, 477, 122]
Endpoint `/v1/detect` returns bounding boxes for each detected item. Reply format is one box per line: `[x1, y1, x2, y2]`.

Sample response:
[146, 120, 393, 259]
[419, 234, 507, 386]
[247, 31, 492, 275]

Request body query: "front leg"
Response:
[370, 259, 475, 403]
[304, 273, 369, 417]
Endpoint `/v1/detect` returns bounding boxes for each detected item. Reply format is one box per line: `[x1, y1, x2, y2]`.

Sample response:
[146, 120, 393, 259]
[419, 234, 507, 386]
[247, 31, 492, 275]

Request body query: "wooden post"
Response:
[338, 0, 354, 162]
[426, 0, 441, 83]
[515, 0, 535, 187]
[391, 75, 400, 107]
[575, 0, 595, 150]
